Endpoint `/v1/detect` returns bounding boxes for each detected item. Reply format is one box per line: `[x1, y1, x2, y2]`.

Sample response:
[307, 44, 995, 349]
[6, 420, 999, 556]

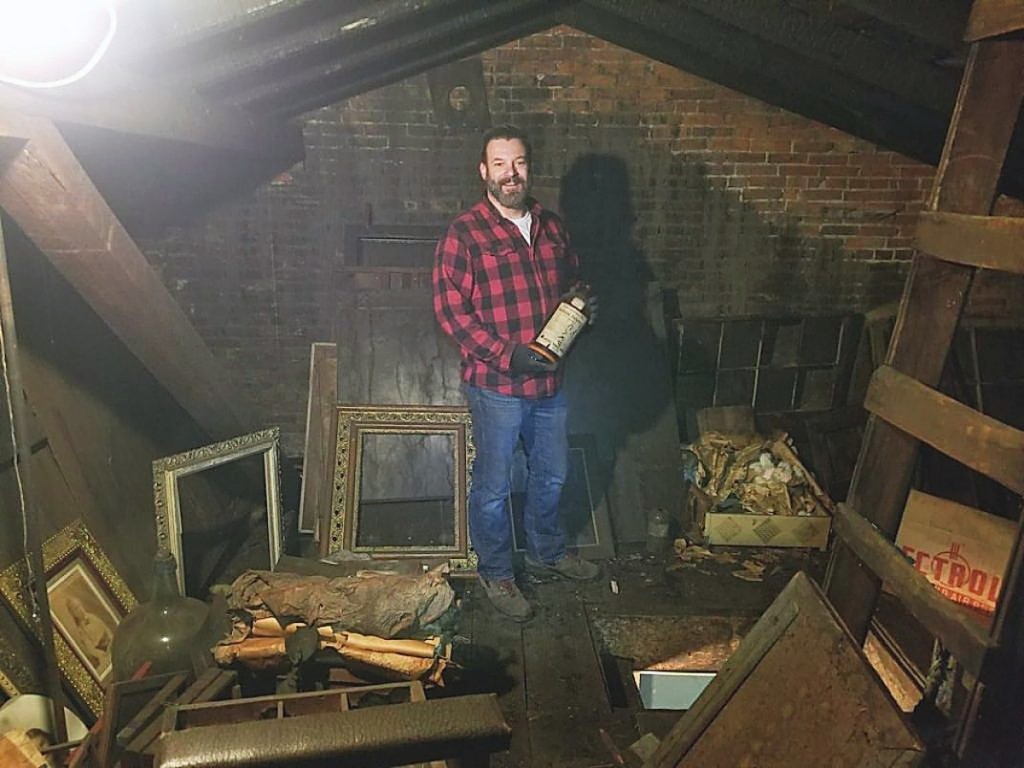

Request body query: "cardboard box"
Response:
[895, 490, 1015, 614]
[685, 433, 833, 550]
[701, 510, 831, 550]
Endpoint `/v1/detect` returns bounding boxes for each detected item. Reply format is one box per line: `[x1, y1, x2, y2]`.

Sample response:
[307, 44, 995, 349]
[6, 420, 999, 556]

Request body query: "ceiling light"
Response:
[0, 0, 117, 88]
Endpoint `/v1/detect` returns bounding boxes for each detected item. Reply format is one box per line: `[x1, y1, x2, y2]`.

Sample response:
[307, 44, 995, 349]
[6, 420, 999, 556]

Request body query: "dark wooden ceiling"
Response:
[5, 0, 1017, 232]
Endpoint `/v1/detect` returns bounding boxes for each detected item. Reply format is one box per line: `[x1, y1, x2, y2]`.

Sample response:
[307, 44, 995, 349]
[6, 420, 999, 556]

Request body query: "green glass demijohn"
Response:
[111, 548, 212, 681]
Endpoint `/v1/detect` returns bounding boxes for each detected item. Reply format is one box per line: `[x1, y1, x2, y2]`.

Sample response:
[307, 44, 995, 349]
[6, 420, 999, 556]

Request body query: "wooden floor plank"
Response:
[457, 581, 530, 768]
[522, 580, 613, 768]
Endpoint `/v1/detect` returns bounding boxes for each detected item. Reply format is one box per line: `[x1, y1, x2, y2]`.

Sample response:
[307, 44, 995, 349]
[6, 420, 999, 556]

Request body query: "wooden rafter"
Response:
[916, 212, 1024, 274]
[230, 0, 572, 116]
[841, 0, 971, 51]
[571, 0, 951, 166]
[965, 0, 1024, 42]
[179, 0, 484, 94]
[664, 0, 959, 115]
[0, 111, 259, 442]
[0, 82, 303, 161]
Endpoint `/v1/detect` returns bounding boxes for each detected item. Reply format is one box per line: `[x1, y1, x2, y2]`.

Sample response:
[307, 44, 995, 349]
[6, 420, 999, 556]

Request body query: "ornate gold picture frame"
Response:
[153, 428, 283, 595]
[328, 406, 475, 570]
[0, 520, 136, 717]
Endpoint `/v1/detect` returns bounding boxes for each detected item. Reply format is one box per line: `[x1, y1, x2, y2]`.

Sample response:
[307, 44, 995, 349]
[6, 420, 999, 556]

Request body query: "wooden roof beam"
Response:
[965, 0, 1024, 42]
[665, 0, 960, 115]
[0, 110, 260, 442]
[0, 82, 304, 162]
[841, 0, 970, 51]
[573, 0, 951, 166]
[180, 0, 483, 94]
[234, 0, 573, 116]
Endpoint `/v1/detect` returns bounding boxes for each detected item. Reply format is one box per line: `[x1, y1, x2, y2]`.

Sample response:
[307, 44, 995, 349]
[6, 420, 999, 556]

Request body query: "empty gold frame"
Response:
[329, 406, 474, 569]
[153, 428, 283, 594]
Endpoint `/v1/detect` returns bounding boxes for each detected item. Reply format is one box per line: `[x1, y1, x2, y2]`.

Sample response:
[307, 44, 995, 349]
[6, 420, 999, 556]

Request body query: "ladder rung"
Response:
[965, 0, 1024, 42]
[916, 212, 1024, 274]
[831, 502, 995, 680]
[865, 365, 1024, 496]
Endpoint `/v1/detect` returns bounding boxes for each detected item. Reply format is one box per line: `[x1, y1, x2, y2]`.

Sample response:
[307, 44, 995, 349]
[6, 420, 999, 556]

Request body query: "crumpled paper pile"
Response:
[683, 431, 833, 518]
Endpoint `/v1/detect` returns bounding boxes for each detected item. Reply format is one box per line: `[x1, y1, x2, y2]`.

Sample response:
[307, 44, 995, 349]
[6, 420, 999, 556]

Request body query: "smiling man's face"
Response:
[480, 137, 530, 213]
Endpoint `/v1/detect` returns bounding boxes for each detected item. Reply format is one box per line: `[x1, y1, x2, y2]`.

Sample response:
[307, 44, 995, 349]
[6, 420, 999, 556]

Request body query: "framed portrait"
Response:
[153, 428, 283, 595]
[506, 433, 616, 560]
[0, 520, 136, 717]
[328, 405, 475, 570]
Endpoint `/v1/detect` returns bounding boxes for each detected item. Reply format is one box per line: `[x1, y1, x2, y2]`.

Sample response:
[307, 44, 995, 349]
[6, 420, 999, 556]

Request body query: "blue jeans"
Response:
[464, 384, 568, 581]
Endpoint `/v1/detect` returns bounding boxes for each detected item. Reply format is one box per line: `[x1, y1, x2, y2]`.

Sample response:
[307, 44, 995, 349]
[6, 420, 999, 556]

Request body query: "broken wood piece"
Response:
[646, 573, 924, 768]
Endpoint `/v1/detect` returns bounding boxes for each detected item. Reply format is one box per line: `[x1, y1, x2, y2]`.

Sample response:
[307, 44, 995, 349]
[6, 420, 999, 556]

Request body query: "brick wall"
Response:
[140, 25, 1021, 452]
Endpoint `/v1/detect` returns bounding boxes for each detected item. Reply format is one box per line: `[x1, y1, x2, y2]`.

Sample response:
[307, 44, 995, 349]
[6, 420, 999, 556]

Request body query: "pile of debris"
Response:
[683, 431, 834, 520]
[213, 565, 456, 686]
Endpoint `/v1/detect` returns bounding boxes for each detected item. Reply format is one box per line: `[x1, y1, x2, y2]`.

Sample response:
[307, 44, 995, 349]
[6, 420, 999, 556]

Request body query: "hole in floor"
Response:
[633, 669, 716, 710]
[591, 614, 753, 711]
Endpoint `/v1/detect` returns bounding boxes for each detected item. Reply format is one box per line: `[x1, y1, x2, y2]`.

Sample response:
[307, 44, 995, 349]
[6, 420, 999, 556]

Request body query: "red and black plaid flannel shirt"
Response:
[433, 196, 579, 398]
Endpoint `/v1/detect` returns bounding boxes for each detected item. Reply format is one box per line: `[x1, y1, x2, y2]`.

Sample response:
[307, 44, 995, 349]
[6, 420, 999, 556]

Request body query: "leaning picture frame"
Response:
[506, 433, 616, 560]
[0, 519, 136, 717]
[328, 405, 475, 570]
[153, 428, 283, 595]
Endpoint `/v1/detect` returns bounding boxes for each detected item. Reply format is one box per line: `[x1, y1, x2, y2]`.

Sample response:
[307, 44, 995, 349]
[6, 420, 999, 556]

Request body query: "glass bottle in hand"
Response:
[527, 283, 591, 364]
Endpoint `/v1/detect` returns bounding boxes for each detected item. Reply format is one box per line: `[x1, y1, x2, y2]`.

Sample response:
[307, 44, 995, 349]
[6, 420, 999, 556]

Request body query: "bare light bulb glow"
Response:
[0, 0, 117, 88]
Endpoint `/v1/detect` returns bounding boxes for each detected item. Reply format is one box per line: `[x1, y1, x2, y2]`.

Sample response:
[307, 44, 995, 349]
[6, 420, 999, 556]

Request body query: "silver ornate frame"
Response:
[328, 406, 475, 571]
[153, 428, 282, 594]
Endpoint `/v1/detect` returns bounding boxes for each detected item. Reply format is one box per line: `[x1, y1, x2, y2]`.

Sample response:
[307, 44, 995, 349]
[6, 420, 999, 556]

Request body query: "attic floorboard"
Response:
[443, 544, 826, 767]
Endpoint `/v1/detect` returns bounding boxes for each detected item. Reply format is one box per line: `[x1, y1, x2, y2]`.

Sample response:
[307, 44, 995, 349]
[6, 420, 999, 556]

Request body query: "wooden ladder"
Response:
[823, 5, 1024, 765]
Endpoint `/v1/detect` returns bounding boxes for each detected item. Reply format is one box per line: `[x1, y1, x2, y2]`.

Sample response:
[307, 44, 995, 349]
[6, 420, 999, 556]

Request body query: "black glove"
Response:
[510, 343, 558, 374]
[586, 293, 599, 326]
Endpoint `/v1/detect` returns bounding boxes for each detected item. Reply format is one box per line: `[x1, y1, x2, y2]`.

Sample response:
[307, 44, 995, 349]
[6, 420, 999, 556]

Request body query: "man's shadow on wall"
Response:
[554, 151, 909, 545]
[559, 154, 676, 544]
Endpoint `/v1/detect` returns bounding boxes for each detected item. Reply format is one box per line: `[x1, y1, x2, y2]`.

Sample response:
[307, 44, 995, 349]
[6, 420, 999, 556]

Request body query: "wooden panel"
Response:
[831, 503, 993, 680]
[648, 584, 800, 767]
[298, 343, 336, 538]
[825, 38, 1024, 644]
[916, 212, 1024, 274]
[649, 573, 924, 768]
[965, 0, 1024, 42]
[865, 365, 1024, 496]
[0, 111, 257, 441]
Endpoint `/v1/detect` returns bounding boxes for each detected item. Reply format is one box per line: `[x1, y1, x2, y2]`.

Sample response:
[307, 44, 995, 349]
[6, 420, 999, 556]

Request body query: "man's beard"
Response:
[487, 175, 528, 209]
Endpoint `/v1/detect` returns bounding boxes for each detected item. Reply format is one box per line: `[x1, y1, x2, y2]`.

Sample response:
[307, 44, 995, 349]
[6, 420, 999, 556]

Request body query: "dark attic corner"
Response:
[2, 0, 1024, 766]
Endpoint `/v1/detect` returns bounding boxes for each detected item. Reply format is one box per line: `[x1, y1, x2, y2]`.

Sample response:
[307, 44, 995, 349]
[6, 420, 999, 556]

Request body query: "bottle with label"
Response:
[528, 283, 591, 364]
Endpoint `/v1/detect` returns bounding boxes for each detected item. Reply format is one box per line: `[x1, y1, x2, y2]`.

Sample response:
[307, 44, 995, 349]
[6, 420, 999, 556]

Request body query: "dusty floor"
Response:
[437, 543, 828, 768]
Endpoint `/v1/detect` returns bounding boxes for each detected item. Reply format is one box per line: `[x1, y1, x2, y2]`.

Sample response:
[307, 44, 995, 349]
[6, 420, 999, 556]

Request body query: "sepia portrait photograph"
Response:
[47, 560, 119, 685]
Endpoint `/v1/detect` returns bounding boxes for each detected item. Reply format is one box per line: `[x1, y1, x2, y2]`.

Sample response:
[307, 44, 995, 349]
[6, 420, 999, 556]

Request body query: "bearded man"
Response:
[433, 124, 599, 622]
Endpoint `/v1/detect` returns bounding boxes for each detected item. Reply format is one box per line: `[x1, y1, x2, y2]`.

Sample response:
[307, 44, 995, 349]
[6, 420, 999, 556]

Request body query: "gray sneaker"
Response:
[479, 576, 534, 622]
[525, 553, 600, 581]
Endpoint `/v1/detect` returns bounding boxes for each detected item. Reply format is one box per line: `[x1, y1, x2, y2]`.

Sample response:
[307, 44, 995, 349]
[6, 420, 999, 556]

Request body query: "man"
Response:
[433, 124, 599, 622]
